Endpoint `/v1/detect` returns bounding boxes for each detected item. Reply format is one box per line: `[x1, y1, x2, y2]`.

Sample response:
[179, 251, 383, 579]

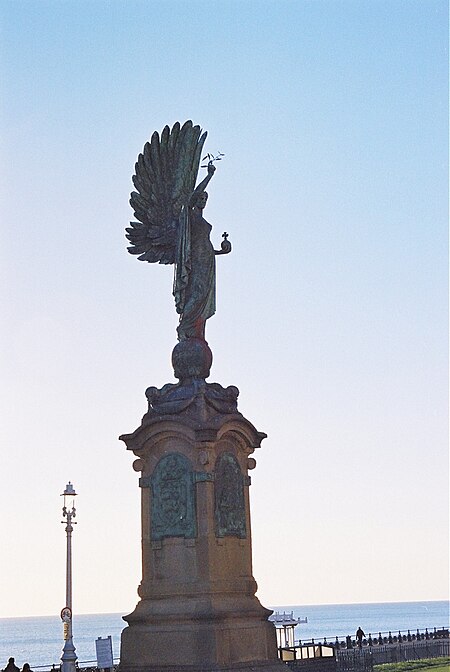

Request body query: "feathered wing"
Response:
[126, 121, 207, 264]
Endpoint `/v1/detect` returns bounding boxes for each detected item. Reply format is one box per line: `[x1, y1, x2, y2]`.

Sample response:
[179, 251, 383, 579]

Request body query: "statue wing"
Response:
[126, 120, 207, 264]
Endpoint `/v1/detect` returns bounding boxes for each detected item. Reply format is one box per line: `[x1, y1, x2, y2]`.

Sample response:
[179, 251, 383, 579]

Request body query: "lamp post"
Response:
[61, 482, 78, 672]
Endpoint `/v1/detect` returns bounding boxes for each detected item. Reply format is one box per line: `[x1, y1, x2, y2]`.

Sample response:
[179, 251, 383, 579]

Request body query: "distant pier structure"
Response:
[269, 611, 308, 647]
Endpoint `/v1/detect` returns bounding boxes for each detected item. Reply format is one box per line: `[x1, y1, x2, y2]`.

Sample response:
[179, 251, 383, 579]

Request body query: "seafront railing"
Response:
[279, 626, 449, 671]
[336, 639, 450, 667]
[7, 625, 448, 672]
[19, 660, 120, 672]
[294, 625, 449, 649]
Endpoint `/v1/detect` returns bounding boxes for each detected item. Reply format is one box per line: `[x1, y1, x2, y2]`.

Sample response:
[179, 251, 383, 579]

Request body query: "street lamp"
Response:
[61, 482, 78, 672]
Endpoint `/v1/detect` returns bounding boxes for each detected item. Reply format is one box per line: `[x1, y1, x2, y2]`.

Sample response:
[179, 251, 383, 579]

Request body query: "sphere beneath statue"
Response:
[172, 338, 213, 382]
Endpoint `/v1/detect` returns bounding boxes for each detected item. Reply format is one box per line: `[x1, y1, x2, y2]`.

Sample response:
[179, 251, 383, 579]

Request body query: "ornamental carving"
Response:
[214, 452, 246, 539]
[151, 453, 196, 540]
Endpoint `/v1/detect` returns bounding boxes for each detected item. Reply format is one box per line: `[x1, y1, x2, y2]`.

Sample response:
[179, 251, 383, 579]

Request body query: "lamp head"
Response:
[61, 482, 77, 513]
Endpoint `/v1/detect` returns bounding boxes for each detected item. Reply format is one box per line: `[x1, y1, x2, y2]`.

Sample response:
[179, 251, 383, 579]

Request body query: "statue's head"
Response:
[194, 191, 208, 209]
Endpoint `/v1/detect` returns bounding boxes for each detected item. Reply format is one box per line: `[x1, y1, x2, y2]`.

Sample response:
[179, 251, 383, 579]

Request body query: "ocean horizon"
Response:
[1, 600, 448, 670]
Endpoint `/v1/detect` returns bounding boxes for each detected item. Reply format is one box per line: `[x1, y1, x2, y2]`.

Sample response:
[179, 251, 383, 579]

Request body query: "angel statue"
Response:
[126, 121, 231, 351]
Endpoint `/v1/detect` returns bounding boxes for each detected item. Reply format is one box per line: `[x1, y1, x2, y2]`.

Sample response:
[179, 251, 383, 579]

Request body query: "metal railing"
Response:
[294, 626, 449, 650]
[6, 626, 448, 672]
[278, 626, 449, 670]
[13, 660, 120, 672]
[336, 639, 450, 668]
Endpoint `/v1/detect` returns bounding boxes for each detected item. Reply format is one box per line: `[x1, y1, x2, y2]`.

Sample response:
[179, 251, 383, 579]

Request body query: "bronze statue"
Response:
[126, 121, 231, 343]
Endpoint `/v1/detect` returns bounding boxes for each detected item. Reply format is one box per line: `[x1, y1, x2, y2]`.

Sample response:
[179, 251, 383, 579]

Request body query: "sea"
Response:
[0, 601, 448, 670]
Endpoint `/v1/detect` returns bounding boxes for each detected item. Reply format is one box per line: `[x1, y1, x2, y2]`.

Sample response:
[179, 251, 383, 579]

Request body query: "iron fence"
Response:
[279, 627, 449, 672]
[295, 626, 449, 650]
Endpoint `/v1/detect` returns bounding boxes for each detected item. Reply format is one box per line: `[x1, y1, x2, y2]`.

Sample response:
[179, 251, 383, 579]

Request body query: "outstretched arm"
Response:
[189, 163, 215, 205]
[214, 232, 232, 256]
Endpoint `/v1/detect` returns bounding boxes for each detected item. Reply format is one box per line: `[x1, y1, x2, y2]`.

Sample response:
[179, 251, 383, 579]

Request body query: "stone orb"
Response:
[172, 338, 213, 381]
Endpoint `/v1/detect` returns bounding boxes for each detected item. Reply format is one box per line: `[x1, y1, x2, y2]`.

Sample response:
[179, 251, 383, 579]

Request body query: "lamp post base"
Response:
[61, 637, 77, 672]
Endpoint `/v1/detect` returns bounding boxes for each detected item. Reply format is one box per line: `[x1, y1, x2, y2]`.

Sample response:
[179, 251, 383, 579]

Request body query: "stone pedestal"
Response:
[119, 379, 284, 672]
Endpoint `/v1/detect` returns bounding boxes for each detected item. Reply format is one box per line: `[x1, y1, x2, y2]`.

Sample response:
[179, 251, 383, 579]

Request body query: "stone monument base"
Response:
[119, 663, 285, 672]
[120, 615, 285, 672]
[119, 378, 284, 672]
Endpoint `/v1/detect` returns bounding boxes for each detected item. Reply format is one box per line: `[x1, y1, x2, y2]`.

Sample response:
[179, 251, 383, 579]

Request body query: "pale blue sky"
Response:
[0, 0, 448, 618]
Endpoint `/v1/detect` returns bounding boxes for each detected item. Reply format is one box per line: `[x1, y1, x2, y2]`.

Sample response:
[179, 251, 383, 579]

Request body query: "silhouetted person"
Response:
[22, 664, 32, 672]
[4, 659, 20, 672]
[356, 627, 365, 648]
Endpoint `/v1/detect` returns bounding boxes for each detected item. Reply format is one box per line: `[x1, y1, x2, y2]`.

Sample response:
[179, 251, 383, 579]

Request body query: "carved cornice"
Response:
[119, 381, 266, 456]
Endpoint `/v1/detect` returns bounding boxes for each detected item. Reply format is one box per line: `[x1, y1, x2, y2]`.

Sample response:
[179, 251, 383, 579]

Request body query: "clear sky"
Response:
[0, 0, 448, 619]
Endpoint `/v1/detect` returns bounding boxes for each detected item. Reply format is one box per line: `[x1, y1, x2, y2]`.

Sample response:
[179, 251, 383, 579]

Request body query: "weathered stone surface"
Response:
[119, 383, 279, 672]
[144, 379, 239, 418]
[119, 664, 285, 672]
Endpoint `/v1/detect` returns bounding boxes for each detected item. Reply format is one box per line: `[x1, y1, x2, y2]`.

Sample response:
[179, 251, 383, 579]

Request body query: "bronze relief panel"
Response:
[151, 452, 197, 540]
[214, 452, 246, 539]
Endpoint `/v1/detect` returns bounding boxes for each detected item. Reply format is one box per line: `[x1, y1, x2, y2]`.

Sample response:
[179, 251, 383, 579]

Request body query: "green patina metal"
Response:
[150, 453, 197, 541]
[214, 453, 247, 539]
[140, 452, 247, 540]
[126, 121, 231, 349]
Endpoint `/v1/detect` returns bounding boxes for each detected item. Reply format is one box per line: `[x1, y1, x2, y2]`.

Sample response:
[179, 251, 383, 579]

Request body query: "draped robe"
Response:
[173, 205, 216, 341]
